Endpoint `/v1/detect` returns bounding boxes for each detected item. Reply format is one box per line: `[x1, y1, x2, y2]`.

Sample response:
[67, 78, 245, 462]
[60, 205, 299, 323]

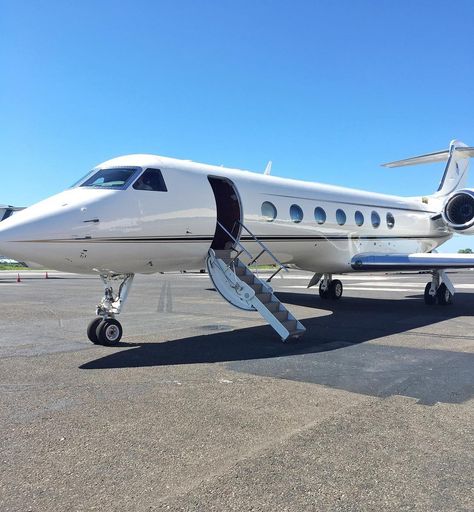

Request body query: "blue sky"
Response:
[2, 0, 474, 251]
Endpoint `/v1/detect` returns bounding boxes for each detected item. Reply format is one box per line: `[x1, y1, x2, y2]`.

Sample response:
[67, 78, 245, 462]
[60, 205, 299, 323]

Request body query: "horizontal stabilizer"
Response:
[382, 150, 449, 168]
[352, 253, 474, 271]
[382, 146, 474, 168]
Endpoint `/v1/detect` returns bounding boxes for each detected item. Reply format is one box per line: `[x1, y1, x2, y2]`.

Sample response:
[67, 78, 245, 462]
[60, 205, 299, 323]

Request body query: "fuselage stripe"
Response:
[18, 234, 449, 243]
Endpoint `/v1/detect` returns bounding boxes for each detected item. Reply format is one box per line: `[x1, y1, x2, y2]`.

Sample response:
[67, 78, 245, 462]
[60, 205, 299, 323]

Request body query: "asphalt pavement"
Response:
[0, 269, 473, 511]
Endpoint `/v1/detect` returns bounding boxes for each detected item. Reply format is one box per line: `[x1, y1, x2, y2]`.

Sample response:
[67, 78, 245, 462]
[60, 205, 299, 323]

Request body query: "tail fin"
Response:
[382, 140, 474, 197]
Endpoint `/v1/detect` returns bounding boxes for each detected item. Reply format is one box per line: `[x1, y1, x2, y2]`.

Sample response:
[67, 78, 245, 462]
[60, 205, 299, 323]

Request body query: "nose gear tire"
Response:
[96, 318, 123, 345]
[87, 317, 103, 344]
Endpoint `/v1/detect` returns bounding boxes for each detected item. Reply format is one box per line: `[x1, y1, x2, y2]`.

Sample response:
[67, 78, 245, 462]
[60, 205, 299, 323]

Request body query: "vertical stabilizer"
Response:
[435, 140, 470, 197]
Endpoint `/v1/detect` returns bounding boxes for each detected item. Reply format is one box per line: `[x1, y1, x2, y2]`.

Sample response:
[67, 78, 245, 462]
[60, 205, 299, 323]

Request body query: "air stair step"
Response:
[282, 319, 297, 332]
[249, 283, 264, 293]
[264, 301, 280, 312]
[256, 292, 272, 303]
[206, 227, 306, 342]
[273, 310, 289, 321]
[287, 327, 306, 338]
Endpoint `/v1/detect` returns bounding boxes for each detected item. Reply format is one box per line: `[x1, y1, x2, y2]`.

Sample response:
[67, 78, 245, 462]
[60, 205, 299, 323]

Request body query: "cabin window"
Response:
[290, 204, 303, 223]
[261, 201, 277, 221]
[386, 212, 395, 229]
[314, 207, 326, 224]
[80, 168, 137, 189]
[336, 209, 346, 225]
[133, 168, 167, 192]
[371, 211, 381, 228]
[355, 210, 364, 226]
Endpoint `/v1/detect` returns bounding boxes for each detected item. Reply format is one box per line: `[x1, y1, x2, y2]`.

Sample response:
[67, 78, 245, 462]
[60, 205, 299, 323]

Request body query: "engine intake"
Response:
[442, 189, 474, 231]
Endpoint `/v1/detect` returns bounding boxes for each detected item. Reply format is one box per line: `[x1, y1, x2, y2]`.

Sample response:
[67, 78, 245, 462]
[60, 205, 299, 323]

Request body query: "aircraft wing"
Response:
[351, 253, 474, 271]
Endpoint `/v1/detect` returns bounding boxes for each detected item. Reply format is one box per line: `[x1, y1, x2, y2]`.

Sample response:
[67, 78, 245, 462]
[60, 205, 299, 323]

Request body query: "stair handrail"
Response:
[235, 220, 289, 273]
[215, 221, 253, 260]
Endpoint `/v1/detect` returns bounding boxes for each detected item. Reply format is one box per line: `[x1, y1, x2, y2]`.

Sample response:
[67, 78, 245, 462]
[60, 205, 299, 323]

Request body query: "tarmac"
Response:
[0, 269, 473, 511]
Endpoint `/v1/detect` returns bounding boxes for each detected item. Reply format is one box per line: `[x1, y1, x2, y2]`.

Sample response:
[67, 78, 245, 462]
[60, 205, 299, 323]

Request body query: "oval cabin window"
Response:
[371, 211, 381, 228]
[314, 207, 326, 225]
[355, 210, 364, 226]
[290, 204, 304, 223]
[336, 209, 346, 225]
[261, 201, 277, 222]
[386, 212, 395, 229]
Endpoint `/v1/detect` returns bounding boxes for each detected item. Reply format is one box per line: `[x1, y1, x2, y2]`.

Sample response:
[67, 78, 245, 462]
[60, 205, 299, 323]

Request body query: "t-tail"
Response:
[382, 139, 474, 197]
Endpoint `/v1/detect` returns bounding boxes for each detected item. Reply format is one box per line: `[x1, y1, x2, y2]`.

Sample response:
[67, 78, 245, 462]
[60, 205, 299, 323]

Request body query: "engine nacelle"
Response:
[442, 189, 474, 234]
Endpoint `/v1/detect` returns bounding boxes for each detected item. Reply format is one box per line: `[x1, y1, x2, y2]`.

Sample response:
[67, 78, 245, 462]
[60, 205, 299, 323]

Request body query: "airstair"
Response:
[206, 221, 306, 342]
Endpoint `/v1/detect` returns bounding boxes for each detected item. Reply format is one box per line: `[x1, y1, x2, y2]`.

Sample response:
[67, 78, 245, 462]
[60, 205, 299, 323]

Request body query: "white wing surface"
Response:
[351, 253, 474, 271]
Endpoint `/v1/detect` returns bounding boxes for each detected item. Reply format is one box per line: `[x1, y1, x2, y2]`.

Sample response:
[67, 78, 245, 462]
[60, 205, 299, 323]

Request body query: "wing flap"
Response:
[351, 253, 474, 271]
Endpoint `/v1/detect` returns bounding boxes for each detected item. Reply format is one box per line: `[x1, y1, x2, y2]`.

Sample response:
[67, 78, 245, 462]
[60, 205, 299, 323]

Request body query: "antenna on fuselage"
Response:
[264, 161, 272, 175]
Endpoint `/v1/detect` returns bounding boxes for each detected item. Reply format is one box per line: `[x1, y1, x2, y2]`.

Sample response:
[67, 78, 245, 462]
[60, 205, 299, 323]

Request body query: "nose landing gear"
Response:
[87, 273, 134, 345]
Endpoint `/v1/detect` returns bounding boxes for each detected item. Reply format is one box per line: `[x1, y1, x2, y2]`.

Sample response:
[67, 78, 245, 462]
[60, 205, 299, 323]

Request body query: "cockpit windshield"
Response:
[77, 168, 138, 189]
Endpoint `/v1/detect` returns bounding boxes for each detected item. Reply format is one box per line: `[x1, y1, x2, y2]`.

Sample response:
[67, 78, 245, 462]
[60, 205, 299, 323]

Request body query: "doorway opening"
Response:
[208, 176, 242, 251]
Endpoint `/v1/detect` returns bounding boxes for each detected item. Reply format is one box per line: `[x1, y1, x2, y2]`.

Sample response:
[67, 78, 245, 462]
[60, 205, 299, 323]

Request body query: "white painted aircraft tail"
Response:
[382, 140, 474, 197]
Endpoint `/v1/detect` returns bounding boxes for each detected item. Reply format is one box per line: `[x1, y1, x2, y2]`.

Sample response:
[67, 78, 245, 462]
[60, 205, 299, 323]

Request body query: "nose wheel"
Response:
[87, 317, 123, 345]
[87, 273, 134, 346]
[87, 317, 103, 344]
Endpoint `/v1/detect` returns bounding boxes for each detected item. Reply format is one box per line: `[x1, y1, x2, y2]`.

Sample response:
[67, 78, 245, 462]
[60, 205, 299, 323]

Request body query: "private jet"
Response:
[1, 140, 474, 345]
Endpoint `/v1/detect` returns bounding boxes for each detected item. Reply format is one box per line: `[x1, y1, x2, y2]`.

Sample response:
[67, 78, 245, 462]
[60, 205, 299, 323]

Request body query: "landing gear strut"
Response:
[424, 270, 454, 306]
[87, 273, 134, 345]
[319, 274, 343, 300]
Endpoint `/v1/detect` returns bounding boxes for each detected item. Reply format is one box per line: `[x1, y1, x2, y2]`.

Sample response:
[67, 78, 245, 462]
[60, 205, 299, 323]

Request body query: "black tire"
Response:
[96, 318, 123, 346]
[87, 317, 103, 344]
[436, 283, 453, 305]
[319, 282, 330, 299]
[329, 279, 343, 300]
[424, 283, 436, 305]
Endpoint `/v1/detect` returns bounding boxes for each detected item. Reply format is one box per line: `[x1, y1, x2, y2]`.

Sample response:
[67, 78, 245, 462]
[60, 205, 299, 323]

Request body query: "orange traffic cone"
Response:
[16, 273, 21, 283]
[45, 272, 49, 279]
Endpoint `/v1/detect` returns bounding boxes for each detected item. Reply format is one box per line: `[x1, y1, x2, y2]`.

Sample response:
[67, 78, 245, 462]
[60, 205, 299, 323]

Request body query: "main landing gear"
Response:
[424, 270, 454, 306]
[87, 273, 134, 345]
[319, 274, 343, 300]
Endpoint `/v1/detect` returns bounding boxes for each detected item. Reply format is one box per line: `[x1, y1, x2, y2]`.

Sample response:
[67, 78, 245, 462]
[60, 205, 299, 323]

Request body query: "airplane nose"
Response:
[0, 219, 30, 261]
[0, 196, 96, 268]
[0, 210, 65, 263]
[0, 188, 111, 269]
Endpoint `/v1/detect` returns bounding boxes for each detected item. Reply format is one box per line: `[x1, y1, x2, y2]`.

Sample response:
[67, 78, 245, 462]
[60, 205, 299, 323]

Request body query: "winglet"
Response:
[264, 161, 272, 175]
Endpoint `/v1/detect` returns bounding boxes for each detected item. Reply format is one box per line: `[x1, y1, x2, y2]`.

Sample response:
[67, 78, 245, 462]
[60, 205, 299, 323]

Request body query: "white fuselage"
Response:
[0, 154, 451, 275]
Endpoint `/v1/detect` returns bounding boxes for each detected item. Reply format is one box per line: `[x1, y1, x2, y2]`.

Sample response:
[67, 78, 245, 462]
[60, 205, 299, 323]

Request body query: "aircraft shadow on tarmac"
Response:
[80, 292, 474, 406]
